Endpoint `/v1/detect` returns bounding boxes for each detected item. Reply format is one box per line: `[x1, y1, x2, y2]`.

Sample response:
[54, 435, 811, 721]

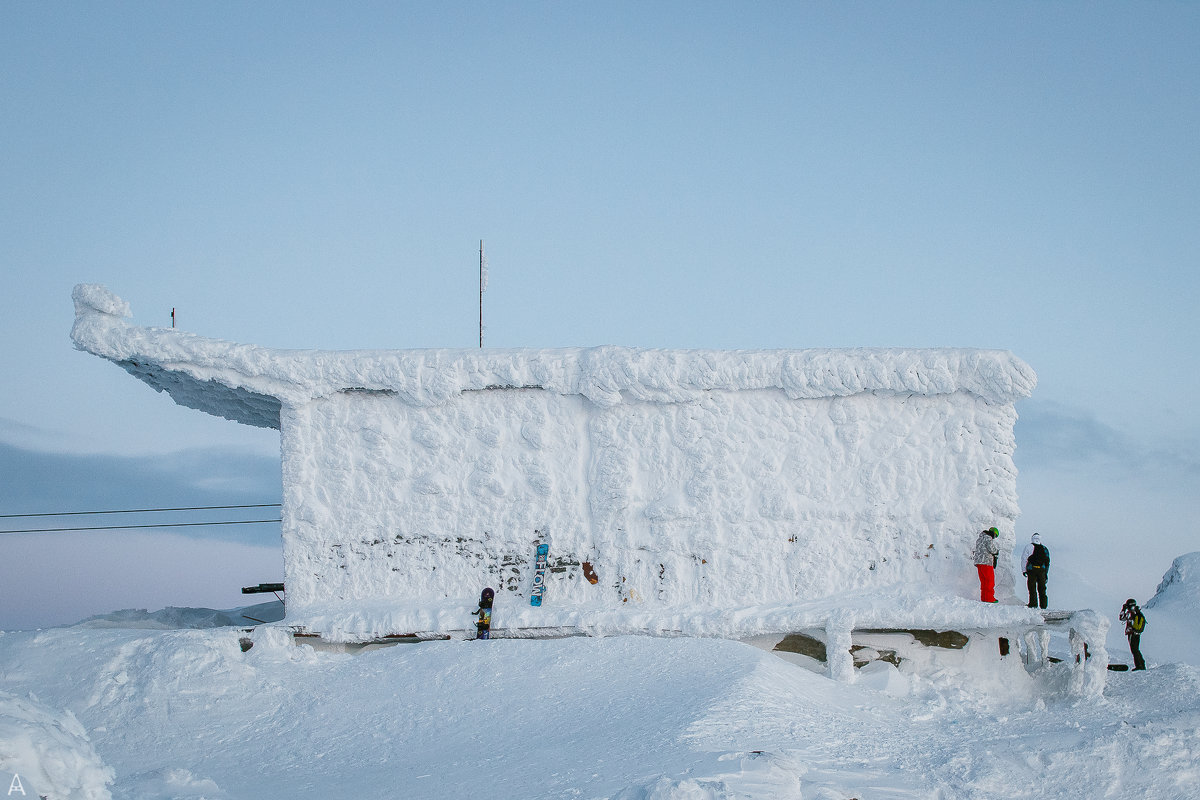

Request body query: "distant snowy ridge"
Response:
[69, 601, 284, 631]
[71, 283, 1036, 430]
[1146, 551, 1200, 612]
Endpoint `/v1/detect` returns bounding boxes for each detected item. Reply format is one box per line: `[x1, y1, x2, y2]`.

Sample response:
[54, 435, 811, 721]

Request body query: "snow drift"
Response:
[0, 690, 114, 800]
[1, 616, 1198, 800]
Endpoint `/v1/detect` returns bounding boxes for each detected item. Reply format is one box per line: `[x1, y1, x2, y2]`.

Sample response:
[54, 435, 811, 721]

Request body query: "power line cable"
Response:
[1, 519, 282, 535]
[0, 503, 281, 519]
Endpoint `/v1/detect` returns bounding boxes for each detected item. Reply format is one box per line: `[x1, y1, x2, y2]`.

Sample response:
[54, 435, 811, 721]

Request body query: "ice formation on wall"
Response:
[72, 284, 1037, 638]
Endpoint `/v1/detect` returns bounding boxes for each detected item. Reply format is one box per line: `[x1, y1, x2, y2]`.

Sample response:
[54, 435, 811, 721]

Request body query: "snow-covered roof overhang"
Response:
[71, 284, 1037, 430]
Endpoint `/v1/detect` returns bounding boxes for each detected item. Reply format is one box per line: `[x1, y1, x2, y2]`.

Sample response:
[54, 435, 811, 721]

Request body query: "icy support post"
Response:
[1019, 629, 1051, 667]
[1066, 610, 1109, 699]
[825, 613, 855, 683]
[1067, 629, 1088, 696]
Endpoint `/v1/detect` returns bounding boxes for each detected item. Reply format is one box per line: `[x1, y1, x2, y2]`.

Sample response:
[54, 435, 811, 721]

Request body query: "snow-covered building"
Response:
[72, 284, 1046, 648]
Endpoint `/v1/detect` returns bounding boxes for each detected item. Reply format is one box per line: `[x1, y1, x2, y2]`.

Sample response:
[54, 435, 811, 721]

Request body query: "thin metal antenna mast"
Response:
[479, 240, 486, 348]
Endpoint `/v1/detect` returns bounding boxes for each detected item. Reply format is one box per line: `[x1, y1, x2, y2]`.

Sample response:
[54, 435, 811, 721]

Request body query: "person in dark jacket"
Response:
[972, 527, 1000, 603]
[1021, 533, 1050, 609]
[1119, 598, 1147, 670]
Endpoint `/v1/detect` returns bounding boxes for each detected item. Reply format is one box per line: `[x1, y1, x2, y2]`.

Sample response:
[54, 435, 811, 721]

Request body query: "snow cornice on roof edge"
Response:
[71, 284, 1037, 431]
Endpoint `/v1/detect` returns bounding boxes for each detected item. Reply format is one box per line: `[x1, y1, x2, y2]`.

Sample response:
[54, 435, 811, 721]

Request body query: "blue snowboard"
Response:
[530, 543, 549, 606]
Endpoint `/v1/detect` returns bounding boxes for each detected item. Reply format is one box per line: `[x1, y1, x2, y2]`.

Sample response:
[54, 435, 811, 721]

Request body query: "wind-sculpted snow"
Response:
[1, 626, 1197, 799]
[72, 285, 1038, 635]
[0, 690, 114, 800]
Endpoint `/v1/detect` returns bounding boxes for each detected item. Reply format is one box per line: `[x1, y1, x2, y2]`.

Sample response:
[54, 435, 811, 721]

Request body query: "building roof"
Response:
[71, 284, 1037, 430]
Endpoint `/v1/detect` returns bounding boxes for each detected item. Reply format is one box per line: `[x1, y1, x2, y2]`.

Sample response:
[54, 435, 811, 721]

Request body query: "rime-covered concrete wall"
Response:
[280, 385, 1022, 621]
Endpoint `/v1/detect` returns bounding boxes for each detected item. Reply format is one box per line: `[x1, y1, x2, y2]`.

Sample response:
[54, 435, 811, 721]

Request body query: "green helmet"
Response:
[988, 527, 999, 536]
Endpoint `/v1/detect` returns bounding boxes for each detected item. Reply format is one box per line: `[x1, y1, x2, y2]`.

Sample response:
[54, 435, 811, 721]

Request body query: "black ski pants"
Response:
[1025, 567, 1048, 609]
[1128, 632, 1146, 670]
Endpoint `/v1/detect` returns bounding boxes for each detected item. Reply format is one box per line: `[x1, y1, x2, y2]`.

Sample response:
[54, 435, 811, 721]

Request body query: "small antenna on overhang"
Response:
[479, 240, 487, 348]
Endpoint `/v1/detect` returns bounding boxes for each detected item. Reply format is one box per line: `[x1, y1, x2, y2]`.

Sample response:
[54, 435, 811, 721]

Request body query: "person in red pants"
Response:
[973, 526, 1000, 602]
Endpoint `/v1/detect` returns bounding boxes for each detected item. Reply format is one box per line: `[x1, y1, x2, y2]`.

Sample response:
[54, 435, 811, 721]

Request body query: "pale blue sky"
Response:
[2, 2, 1197, 627]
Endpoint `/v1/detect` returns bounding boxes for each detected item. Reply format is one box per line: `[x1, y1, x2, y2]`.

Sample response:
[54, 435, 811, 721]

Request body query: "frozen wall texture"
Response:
[280, 385, 1021, 619]
[72, 284, 1037, 636]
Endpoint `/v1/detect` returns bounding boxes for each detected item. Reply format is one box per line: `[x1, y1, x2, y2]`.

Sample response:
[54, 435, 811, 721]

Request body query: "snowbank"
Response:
[1, 624, 1196, 800]
[0, 691, 114, 800]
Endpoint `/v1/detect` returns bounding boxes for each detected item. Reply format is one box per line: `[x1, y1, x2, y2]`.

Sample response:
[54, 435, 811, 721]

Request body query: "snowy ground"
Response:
[3, 555, 1199, 800]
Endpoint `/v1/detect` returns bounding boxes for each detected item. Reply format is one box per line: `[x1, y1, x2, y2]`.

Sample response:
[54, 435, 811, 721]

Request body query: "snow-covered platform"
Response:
[284, 586, 1110, 697]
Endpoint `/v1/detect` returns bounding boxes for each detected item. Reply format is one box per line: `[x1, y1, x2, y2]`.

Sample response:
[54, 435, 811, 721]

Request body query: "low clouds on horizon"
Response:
[1, 437, 284, 629]
[0, 439, 282, 547]
[1015, 399, 1200, 479]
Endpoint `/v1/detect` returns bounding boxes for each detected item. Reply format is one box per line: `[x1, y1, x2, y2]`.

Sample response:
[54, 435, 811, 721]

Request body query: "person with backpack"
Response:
[973, 526, 1000, 602]
[1021, 533, 1050, 609]
[1119, 598, 1147, 670]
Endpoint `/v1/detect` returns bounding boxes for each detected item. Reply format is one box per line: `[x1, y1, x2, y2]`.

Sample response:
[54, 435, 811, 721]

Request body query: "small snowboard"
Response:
[475, 587, 494, 639]
[530, 543, 550, 606]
